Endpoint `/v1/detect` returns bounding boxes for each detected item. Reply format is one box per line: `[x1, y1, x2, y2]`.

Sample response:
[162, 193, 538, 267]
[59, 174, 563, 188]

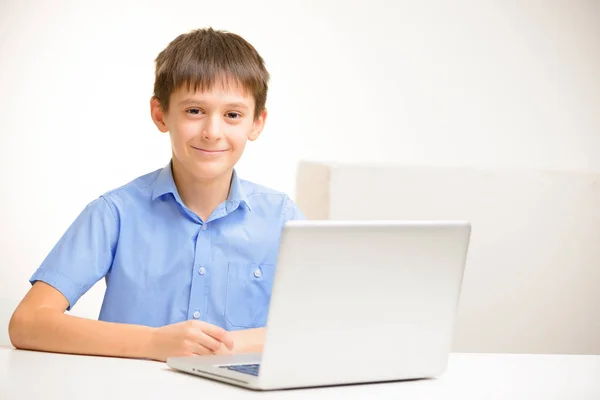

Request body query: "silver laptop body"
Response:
[167, 220, 471, 390]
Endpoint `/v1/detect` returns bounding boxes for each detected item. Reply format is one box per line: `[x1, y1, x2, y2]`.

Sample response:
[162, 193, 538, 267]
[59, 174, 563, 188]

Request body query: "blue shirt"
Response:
[30, 161, 305, 331]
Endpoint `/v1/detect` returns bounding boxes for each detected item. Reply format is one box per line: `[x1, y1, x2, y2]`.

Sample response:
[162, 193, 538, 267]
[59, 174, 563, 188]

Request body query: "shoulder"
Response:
[241, 179, 305, 221]
[102, 167, 162, 198]
[97, 168, 162, 213]
[242, 179, 288, 201]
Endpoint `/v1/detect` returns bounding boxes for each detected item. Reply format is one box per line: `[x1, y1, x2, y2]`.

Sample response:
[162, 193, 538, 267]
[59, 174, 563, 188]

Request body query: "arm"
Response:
[9, 281, 153, 358]
[8, 197, 157, 359]
[9, 281, 234, 361]
[10, 197, 232, 361]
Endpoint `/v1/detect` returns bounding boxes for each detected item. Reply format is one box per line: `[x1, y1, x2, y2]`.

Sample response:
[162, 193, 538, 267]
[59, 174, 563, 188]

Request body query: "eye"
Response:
[226, 112, 242, 119]
[186, 108, 203, 115]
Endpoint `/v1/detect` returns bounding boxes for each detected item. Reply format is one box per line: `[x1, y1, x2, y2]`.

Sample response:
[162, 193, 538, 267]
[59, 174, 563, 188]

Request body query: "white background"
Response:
[1, 0, 599, 345]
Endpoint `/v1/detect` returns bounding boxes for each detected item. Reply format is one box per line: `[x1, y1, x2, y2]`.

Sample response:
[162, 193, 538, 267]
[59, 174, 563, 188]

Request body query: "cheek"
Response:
[170, 121, 198, 147]
[227, 130, 250, 152]
[228, 121, 255, 145]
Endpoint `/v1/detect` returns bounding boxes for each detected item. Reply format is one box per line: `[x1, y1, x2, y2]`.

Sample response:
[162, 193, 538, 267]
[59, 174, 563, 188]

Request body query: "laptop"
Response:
[167, 220, 471, 390]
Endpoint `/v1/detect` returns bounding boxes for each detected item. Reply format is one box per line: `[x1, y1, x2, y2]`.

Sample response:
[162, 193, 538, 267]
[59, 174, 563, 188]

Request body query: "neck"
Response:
[171, 159, 232, 222]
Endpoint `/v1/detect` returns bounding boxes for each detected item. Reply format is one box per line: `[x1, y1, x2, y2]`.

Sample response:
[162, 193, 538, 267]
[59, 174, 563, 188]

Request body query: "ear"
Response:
[248, 108, 267, 141]
[150, 97, 169, 133]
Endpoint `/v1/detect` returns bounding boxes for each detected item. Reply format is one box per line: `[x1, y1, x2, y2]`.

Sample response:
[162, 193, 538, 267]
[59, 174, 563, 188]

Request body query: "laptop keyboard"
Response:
[219, 363, 260, 376]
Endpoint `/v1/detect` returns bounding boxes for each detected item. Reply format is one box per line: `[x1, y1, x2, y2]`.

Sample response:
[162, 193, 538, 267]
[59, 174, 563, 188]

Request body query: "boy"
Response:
[8, 27, 304, 362]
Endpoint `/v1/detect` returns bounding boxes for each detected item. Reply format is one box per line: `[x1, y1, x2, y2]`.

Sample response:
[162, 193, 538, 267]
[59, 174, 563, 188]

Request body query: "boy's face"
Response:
[150, 81, 266, 182]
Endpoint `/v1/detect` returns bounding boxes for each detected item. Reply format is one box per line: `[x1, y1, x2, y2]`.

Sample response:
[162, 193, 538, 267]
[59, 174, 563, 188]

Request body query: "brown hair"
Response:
[153, 27, 269, 119]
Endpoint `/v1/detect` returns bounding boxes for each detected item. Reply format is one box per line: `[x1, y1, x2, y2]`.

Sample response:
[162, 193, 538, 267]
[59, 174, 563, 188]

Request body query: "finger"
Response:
[191, 342, 216, 356]
[195, 331, 222, 352]
[201, 323, 235, 350]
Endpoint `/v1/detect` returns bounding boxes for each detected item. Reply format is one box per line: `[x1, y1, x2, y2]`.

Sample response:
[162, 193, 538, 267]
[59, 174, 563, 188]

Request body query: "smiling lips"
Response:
[191, 146, 228, 155]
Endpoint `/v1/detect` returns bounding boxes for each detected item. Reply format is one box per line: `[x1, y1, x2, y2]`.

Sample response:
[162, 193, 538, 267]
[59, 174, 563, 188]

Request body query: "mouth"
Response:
[191, 146, 228, 155]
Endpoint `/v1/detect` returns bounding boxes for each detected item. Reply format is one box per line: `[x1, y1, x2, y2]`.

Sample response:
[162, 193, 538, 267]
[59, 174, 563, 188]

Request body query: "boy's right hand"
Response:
[148, 320, 234, 362]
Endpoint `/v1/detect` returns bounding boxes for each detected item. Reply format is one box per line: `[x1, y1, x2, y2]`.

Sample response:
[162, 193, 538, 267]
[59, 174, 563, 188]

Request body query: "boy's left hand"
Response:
[215, 327, 266, 355]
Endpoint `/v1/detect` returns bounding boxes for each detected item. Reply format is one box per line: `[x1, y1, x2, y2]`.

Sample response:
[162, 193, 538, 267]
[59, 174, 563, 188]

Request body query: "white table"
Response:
[0, 345, 598, 399]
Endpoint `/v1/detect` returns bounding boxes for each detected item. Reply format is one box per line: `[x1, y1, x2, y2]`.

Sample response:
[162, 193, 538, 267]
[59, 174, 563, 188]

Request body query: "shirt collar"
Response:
[151, 161, 178, 201]
[227, 169, 252, 211]
[151, 161, 252, 211]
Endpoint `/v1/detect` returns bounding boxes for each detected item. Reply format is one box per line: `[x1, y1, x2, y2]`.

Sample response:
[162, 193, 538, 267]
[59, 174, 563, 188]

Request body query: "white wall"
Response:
[1, 0, 599, 346]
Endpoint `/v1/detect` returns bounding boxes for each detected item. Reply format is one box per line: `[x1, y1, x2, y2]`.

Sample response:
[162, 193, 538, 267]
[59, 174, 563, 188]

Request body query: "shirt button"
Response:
[201, 224, 208, 231]
[198, 266, 206, 275]
[253, 269, 262, 278]
[193, 311, 200, 319]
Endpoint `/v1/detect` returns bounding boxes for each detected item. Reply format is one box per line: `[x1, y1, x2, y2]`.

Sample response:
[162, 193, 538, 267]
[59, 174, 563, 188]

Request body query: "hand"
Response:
[214, 328, 266, 355]
[148, 320, 235, 362]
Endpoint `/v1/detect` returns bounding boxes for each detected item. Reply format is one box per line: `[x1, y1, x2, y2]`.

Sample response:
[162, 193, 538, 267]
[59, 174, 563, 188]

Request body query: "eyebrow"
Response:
[225, 102, 250, 110]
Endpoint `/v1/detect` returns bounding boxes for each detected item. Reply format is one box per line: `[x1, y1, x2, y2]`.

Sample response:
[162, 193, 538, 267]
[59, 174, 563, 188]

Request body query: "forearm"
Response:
[9, 307, 155, 359]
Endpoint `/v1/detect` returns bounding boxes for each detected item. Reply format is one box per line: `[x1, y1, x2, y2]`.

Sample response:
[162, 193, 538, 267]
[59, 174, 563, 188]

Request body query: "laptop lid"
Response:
[256, 220, 471, 390]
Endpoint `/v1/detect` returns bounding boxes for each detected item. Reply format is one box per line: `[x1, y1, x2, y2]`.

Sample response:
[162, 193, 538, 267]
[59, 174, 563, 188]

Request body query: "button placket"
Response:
[189, 223, 210, 321]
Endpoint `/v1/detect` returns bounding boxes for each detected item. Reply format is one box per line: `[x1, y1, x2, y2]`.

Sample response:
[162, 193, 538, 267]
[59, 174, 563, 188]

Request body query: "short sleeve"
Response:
[29, 196, 119, 310]
[283, 196, 306, 222]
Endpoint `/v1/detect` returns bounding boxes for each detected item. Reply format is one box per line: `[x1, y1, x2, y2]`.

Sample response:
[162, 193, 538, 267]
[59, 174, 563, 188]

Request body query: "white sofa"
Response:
[296, 161, 600, 355]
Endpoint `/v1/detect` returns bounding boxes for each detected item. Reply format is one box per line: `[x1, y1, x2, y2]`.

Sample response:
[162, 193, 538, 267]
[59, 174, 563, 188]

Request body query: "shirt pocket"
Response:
[224, 262, 276, 329]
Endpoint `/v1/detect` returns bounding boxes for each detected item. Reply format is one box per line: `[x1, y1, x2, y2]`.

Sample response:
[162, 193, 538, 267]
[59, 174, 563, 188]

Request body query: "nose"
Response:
[202, 115, 223, 141]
